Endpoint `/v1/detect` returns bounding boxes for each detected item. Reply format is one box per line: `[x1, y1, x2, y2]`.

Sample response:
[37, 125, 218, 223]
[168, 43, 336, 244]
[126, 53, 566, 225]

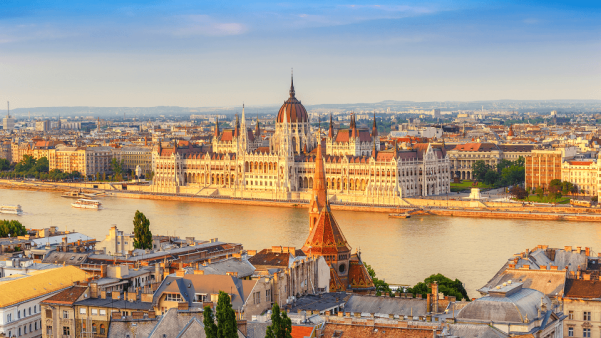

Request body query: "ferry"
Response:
[61, 190, 86, 198]
[388, 213, 411, 219]
[71, 199, 102, 209]
[0, 205, 23, 215]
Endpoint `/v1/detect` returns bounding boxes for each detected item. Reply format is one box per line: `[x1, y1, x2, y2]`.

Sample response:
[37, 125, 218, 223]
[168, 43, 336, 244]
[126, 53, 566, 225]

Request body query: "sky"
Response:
[0, 0, 600, 108]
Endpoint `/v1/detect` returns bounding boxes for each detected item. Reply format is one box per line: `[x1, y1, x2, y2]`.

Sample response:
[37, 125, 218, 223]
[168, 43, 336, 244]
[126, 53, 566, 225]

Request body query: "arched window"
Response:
[100, 324, 106, 335]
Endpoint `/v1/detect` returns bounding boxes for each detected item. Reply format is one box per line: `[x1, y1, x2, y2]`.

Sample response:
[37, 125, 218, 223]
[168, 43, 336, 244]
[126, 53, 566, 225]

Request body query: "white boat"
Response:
[0, 205, 23, 215]
[71, 199, 102, 209]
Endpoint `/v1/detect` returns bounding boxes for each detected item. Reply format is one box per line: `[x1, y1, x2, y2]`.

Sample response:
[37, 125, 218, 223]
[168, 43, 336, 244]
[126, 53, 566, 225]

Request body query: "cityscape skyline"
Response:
[1, 0, 600, 109]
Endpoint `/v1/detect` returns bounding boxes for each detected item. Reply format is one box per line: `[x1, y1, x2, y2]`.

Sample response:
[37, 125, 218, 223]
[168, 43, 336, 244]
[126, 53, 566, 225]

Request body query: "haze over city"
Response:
[1, 0, 600, 108]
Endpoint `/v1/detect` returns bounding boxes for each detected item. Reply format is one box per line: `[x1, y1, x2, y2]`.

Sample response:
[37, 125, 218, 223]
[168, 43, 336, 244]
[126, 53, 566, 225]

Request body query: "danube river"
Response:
[2, 189, 600, 297]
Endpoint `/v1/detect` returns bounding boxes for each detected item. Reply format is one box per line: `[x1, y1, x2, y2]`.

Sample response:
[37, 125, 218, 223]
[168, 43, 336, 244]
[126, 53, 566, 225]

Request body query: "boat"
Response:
[0, 205, 23, 215]
[71, 199, 102, 209]
[61, 190, 86, 198]
[389, 213, 411, 219]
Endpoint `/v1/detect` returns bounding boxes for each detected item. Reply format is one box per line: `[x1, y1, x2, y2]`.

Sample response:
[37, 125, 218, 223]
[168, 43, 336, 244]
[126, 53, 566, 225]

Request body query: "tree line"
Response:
[471, 157, 525, 187]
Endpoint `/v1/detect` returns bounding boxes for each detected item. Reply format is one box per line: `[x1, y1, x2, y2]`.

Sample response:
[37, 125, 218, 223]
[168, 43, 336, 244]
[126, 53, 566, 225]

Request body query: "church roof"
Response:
[301, 205, 352, 256]
[276, 76, 308, 123]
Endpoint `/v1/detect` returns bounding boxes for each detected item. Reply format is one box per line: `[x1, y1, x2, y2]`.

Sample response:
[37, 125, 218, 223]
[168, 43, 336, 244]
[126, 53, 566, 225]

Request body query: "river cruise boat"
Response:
[61, 190, 86, 198]
[71, 199, 102, 209]
[388, 213, 411, 219]
[0, 205, 23, 215]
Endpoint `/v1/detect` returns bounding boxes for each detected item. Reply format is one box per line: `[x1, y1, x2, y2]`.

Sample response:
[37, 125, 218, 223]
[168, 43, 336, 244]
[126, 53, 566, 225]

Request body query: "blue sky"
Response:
[1, 0, 600, 108]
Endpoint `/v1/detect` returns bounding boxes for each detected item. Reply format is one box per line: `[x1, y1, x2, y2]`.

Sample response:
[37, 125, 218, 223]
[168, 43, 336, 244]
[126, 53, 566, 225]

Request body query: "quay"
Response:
[1, 179, 600, 221]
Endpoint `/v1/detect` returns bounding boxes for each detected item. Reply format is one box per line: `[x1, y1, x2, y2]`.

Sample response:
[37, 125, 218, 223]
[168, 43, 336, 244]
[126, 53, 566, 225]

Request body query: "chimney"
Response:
[565, 246, 572, 252]
[101, 290, 107, 299]
[237, 320, 248, 336]
[176, 270, 186, 277]
[431, 282, 439, 313]
[586, 247, 591, 257]
[427, 294, 432, 312]
[577, 247, 582, 254]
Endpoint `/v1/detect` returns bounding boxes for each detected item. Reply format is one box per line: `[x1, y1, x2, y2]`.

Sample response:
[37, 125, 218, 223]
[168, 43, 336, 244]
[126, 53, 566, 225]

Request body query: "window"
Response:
[18, 311, 20, 319]
[18, 328, 21, 336]
[28, 307, 31, 316]
[91, 309, 98, 315]
[80, 308, 86, 314]
[568, 311, 573, 320]
[568, 327, 574, 337]
[46, 309, 52, 319]
[583, 311, 591, 321]
[583, 328, 591, 337]
[63, 310, 69, 319]
[35, 322, 37, 331]
[92, 324, 97, 334]
[63, 326, 70, 336]
[266, 289, 272, 302]
[165, 293, 182, 302]
[99, 309, 106, 316]
[100, 324, 105, 334]
[253, 292, 261, 304]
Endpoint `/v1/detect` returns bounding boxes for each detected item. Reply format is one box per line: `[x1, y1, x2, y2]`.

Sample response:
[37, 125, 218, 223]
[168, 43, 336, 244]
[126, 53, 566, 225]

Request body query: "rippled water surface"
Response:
[2, 189, 600, 297]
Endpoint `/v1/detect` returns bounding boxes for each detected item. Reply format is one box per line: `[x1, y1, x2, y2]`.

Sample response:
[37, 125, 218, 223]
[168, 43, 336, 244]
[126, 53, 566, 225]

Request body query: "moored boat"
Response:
[62, 190, 86, 198]
[389, 213, 411, 219]
[71, 199, 102, 209]
[0, 205, 23, 215]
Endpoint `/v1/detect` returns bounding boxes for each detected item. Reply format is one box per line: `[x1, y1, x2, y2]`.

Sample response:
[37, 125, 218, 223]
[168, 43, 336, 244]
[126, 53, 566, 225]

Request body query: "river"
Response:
[1, 188, 600, 298]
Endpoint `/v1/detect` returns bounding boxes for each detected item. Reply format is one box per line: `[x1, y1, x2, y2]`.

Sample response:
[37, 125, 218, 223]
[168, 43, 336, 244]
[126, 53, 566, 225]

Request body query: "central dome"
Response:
[276, 77, 308, 123]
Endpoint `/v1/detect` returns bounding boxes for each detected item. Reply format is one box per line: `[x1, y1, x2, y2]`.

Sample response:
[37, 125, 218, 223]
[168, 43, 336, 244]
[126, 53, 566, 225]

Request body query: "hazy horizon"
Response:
[1, 0, 600, 109]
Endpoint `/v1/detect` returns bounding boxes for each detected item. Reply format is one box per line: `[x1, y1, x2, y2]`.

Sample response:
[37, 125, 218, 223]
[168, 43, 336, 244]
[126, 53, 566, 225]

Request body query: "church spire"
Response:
[214, 117, 220, 136]
[372, 111, 378, 137]
[289, 68, 295, 98]
[328, 113, 334, 138]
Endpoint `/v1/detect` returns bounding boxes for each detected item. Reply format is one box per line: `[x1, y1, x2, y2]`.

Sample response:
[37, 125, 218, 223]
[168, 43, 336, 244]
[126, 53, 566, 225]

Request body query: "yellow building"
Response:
[561, 159, 598, 196]
[563, 278, 601, 338]
[0, 266, 89, 338]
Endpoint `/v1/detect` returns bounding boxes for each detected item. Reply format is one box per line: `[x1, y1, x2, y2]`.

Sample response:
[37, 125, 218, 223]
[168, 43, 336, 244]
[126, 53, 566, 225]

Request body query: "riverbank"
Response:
[1, 179, 599, 221]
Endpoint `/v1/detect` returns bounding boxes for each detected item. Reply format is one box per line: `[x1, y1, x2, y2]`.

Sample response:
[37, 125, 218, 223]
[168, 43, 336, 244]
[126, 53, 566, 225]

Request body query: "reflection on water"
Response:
[1, 189, 599, 297]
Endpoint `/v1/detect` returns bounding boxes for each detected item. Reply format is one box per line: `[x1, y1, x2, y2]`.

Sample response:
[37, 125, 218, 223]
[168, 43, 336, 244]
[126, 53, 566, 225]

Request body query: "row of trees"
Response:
[510, 179, 594, 202]
[0, 220, 27, 238]
[364, 262, 469, 301]
[472, 157, 525, 187]
[0, 155, 82, 181]
[203, 291, 292, 338]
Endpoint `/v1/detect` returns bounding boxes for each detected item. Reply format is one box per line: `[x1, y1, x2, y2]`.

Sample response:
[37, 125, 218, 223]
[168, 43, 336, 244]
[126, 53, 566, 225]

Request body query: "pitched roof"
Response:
[452, 143, 500, 152]
[41, 286, 88, 305]
[301, 206, 351, 256]
[564, 279, 601, 299]
[0, 266, 89, 307]
[291, 325, 314, 338]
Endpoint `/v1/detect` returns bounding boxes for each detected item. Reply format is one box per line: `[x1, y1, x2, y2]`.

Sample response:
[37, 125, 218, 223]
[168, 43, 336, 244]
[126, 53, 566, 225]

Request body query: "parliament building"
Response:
[152, 77, 451, 205]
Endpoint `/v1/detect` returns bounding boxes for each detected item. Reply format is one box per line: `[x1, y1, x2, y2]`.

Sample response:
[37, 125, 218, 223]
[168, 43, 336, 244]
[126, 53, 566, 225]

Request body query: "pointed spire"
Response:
[255, 114, 260, 135]
[351, 113, 357, 139]
[312, 140, 328, 208]
[289, 68, 295, 98]
[215, 117, 220, 136]
[328, 113, 334, 138]
[372, 111, 378, 137]
[234, 114, 240, 137]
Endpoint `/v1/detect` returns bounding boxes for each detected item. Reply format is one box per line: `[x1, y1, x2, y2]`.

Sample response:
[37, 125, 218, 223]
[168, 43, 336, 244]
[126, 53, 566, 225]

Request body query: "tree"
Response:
[265, 303, 292, 338]
[536, 186, 544, 199]
[472, 160, 490, 181]
[34, 157, 49, 173]
[484, 170, 500, 185]
[509, 186, 528, 200]
[203, 306, 218, 338]
[407, 273, 469, 301]
[0, 158, 9, 171]
[364, 262, 392, 296]
[133, 210, 152, 249]
[216, 291, 238, 338]
[0, 220, 27, 238]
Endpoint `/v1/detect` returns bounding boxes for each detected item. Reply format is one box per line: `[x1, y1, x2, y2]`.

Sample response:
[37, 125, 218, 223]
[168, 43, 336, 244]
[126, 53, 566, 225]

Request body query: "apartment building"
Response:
[526, 147, 577, 190]
[112, 146, 152, 176]
[49, 146, 113, 177]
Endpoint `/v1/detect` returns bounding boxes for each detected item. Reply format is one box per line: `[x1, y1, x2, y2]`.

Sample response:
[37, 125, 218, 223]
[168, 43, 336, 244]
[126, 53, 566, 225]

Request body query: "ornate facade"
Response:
[151, 77, 451, 203]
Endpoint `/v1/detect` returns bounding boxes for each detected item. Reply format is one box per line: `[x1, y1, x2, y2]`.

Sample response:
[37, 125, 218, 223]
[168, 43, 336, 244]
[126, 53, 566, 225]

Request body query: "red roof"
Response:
[567, 161, 593, 166]
[291, 326, 314, 338]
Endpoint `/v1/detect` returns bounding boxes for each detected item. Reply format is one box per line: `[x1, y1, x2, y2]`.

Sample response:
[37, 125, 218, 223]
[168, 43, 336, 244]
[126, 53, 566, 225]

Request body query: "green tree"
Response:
[133, 210, 152, 249]
[0, 220, 27, 238]
[536, 186, 544, 199]
[484, 170, 500, 185]
[265, 303, 292, 338]
[472, 160, 490, 181]
[203, 306, 218, 338]
[216, 291, 238, 338]
[510, 186, 528, 200]
[34, 157, 49, 173]
[364, 262, 392, 296]
[0, 158, 9, 171]
[407, 273, 469, 301]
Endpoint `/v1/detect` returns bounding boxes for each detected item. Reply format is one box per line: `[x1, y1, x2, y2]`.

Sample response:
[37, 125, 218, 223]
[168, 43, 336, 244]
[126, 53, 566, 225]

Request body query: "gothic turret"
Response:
[328, 114, 334, 138]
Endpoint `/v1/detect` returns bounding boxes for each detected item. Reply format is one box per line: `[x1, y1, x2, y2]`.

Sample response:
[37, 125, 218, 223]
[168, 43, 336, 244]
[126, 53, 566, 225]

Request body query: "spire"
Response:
[234, 114, 240, 137]
[215, 117, 220, 136]
[289, 68, 295, 98]
[351, 114, 357, 139]
[328, 113, 334, 138]
[255, 114, 260, 135]
[372, 111, 378, 137]
[312, 140, 328, 210]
